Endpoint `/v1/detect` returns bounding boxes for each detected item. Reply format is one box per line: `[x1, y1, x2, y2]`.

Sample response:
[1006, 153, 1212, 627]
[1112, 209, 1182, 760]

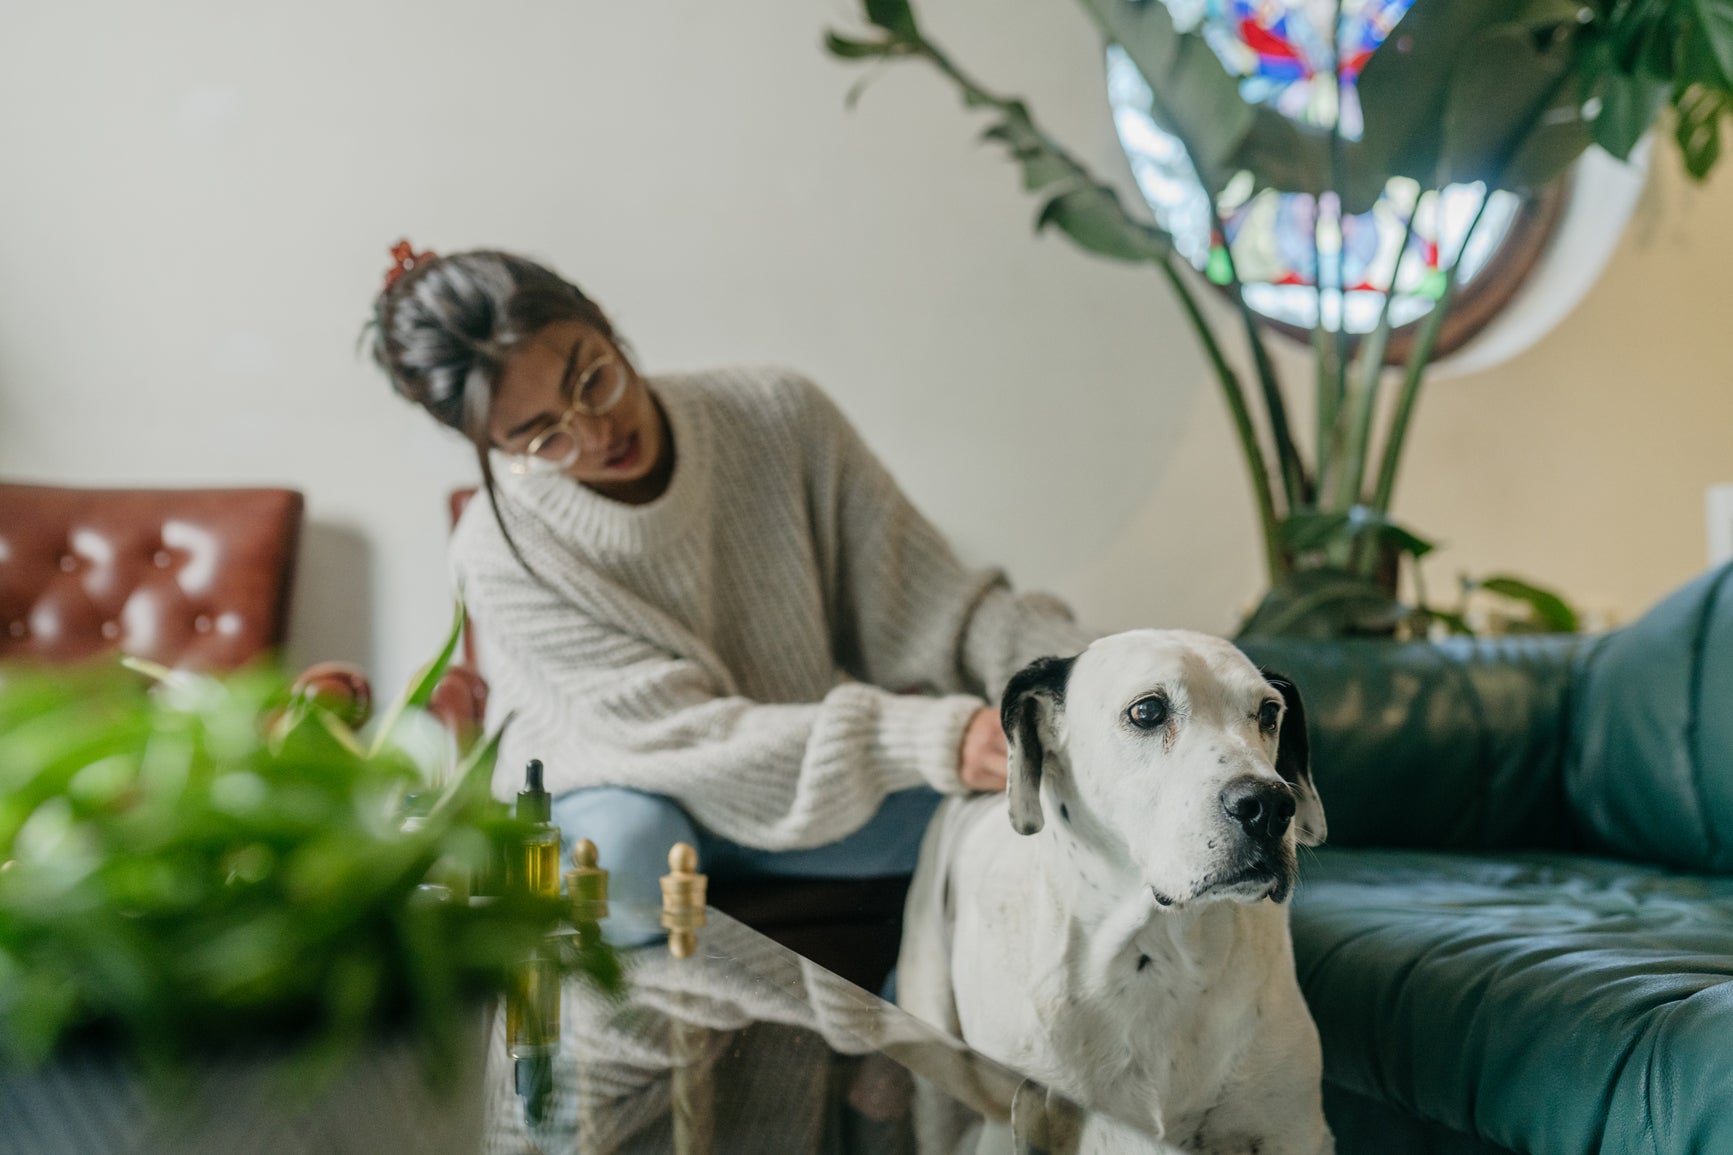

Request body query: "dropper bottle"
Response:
[506, 758, 561, 1123]
[512, 759, 560, 899]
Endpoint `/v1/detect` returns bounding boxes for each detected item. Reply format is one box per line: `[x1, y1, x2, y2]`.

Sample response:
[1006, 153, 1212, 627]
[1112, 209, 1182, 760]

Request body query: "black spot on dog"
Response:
[1218, 755, 1227, 765]
[1137, 954, 1150, 972]
[1152, 890, 1173, 907]
[1060, 803, 1070, 824]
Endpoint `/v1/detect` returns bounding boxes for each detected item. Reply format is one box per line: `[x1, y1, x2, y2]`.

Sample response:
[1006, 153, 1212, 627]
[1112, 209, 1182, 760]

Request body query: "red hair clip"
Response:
[383, 239, 437, 290]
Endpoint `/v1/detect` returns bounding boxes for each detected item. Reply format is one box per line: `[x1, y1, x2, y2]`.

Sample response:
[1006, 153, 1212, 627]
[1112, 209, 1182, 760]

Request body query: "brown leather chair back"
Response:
[449, 487, 475, 530]
[0, 484, 304, 671]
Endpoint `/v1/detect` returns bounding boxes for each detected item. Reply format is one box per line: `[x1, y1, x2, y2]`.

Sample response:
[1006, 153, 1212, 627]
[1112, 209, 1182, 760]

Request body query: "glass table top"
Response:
[481, 902, 1160, 1154]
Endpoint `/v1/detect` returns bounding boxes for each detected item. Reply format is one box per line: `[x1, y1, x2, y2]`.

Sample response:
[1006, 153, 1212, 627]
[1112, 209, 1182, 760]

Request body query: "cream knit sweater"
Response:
[449, 367, 1094, 851]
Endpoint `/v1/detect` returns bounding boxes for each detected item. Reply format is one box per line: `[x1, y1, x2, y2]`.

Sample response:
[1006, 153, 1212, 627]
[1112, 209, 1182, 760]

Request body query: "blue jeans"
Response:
[550, 786, 943, 945]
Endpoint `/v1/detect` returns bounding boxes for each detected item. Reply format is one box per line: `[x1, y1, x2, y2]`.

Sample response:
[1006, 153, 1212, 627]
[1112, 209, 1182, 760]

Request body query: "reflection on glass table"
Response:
[481, 901, 1164, 1155]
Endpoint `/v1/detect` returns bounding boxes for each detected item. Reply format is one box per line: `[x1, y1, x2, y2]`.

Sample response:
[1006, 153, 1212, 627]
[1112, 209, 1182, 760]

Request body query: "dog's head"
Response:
[1001, 630, 1326, 907]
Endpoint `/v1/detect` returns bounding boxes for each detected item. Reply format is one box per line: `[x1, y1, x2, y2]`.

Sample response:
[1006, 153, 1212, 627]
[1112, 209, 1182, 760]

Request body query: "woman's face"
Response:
[488, 320, 664, 486]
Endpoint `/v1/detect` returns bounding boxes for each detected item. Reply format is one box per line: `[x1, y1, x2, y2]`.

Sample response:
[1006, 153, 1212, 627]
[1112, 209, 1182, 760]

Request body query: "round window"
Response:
[1107, 0, 1563, 359]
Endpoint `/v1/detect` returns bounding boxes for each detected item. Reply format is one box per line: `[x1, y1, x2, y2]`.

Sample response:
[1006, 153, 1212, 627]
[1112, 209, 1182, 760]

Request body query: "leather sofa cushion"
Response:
[1239, 635, 1582, 851]
[1294, 847, 1733, 1155]
[1567, 561, 1733, 873]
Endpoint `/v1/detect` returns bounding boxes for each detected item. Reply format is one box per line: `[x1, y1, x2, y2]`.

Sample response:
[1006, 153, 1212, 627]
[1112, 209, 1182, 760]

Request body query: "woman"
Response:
[371, 243, 1094, 916]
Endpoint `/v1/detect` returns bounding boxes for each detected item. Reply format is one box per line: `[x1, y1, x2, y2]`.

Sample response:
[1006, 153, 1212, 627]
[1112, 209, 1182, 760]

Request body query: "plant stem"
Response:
[1370, 186, 1493, 514]
[1328, 0, 1348, 438]
[1316, 0, 1352, 527]
[1216, 235, 1309, 512]
[1159, 256, 1286, 582]
[1312, 322, 1339, 503]
[1337, 200, 1417, 512]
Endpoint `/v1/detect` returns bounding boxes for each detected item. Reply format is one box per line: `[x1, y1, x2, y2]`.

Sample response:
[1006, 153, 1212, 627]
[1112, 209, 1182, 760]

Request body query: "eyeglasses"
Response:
[506, 351, 631, 477]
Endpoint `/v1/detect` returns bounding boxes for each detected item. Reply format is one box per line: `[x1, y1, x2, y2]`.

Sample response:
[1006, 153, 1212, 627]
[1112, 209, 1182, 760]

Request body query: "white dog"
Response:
[897, 630, 1332, 1154]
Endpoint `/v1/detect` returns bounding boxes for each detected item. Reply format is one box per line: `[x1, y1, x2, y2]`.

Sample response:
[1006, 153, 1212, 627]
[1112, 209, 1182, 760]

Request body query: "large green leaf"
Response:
[1280, 506, 1436, 559]
[1358, 0, 1593, 193]
[1077, 0, 1334, 198]
[1595, 65, 1673, 159]
[973, 102, 1172, 262]
[982, 117, 1078, 192]
[865, 0, 918, 39]
[1357, 1, 1501, 189]
[1036, 184, 1172, 262]
[1676, 83, 1730, 176]
[1229, 105, 1351, 202]
[825, 32, 899, 60]
[1440, 24, 1591, 189]
[1689, 0, 1733, 85]
[1476, 574, 1581, 632]
[1077, 0, 1247, 164]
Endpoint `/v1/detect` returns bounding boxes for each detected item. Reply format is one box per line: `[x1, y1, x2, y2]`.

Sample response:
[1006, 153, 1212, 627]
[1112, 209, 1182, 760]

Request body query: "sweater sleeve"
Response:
[795, 376, 1098, 708]
[463, 556, 981, 851]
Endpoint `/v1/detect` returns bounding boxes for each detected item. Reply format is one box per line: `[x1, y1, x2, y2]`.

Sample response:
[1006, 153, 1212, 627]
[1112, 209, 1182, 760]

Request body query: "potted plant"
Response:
[0, 610, 617, 1155]
[828, 0, 1733, 636]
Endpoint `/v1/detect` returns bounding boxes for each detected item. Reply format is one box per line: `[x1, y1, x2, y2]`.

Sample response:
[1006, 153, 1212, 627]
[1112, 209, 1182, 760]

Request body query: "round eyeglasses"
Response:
[507, 353, 631, 477]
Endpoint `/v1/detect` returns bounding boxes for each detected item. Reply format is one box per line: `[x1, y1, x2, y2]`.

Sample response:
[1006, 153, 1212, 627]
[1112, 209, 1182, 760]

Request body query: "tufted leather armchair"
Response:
[0, 483, 303, 672]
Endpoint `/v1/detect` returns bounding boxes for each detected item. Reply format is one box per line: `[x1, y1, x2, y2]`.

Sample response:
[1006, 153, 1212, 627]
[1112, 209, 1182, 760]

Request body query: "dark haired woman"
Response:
[371, 243, 1094, 926]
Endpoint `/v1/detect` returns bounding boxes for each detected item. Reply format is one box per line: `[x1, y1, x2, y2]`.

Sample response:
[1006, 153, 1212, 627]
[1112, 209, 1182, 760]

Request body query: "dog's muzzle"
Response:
[1220, 778, 1296, 843]
[1190, 778, 1300, 903]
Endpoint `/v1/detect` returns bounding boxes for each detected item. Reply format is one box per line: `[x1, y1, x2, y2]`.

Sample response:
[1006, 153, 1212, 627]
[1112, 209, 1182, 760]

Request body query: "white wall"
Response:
[2, 0, 1727, 692]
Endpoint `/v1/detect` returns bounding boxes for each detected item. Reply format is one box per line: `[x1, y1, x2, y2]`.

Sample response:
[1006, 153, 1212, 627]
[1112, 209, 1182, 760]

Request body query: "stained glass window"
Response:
[1108, 0, 1524, 334]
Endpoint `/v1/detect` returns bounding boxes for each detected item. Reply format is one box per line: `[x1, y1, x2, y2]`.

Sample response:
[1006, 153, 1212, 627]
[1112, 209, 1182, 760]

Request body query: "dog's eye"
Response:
[1258, 700, 1282, 733]
[1127, 696, 1169, 731]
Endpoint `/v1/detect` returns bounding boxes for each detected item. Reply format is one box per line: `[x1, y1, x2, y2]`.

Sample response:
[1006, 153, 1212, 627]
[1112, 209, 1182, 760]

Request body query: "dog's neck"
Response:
[1023, 806, 1280, 1138]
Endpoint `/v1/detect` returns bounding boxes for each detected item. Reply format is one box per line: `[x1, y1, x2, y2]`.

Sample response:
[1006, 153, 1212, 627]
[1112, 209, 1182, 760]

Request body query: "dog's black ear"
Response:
[1001, 655, 1074, 836]
[1261, 669, 1327, 847]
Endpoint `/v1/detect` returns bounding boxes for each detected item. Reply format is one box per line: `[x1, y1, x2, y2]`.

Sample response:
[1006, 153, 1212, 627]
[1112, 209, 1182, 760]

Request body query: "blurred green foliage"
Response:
[0, 615, 617, 1087]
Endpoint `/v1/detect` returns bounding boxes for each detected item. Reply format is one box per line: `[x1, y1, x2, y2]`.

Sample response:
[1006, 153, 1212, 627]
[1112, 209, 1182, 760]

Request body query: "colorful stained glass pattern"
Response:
[1109, 0, 1522, 333]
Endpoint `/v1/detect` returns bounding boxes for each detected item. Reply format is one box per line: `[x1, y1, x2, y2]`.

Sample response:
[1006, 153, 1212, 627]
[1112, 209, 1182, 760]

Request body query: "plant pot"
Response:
[0, 1007, 494, 1155]
[1238, 566, 1412, 640]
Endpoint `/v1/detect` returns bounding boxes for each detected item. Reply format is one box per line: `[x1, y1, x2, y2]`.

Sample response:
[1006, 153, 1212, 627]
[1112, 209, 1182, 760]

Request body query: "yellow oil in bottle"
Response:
[510, 829, 561, 899]
[506, 760, 562, 1063]
[506, 949, 560, 1056]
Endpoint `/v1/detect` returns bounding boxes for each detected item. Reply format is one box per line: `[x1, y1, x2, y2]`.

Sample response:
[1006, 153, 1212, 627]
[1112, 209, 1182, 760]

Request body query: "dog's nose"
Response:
[1221, 779, 1296, 841]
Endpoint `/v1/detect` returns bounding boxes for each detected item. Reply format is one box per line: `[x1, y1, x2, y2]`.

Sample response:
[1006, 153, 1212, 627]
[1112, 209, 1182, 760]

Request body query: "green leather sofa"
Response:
[1242, 560, 1733, 1155]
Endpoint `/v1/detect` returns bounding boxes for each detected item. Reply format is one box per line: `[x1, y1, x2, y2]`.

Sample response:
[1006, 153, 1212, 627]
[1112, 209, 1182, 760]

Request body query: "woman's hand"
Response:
[958, 707, 1009, 793]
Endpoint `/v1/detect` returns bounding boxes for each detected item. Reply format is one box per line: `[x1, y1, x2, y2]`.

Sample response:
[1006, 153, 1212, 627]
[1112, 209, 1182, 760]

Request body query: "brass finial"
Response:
[660, 841, 708, 959]
[565, 838, 609, 924]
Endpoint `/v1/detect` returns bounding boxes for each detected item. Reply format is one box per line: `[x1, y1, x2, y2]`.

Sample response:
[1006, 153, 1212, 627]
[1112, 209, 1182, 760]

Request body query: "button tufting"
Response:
[100, 621, 120, 639]
[7, 621, 24, 638]
[194, 615, 213, 633]
[154, 550, 173, 569]
[59, 555, 77, 573]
